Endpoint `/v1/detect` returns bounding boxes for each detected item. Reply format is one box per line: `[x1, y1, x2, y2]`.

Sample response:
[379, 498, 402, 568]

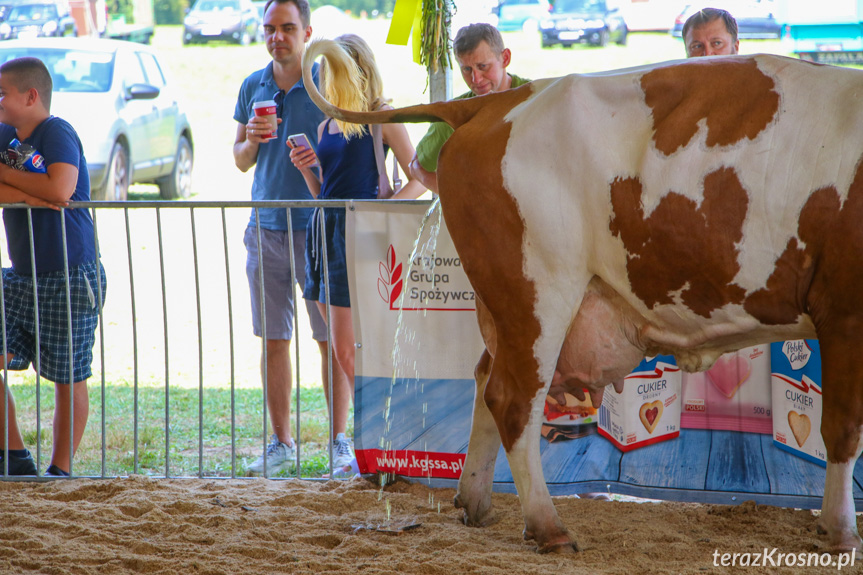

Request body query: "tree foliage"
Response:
[109, 0, 135, 22]
[155, 0, 187, 25]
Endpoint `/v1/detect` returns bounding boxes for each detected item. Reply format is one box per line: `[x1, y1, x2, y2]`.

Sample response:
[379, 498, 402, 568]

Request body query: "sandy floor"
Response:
[0, 476, 859, 574]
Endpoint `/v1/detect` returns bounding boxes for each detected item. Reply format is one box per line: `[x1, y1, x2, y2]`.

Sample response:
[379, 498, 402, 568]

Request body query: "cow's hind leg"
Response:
[485, 345, 576, 553]
[817, 334, 863, 552]
[454, 348, 500, 526]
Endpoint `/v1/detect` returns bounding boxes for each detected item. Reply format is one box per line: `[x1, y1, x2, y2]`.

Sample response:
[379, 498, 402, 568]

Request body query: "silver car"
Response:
[0, 37, 194, 200]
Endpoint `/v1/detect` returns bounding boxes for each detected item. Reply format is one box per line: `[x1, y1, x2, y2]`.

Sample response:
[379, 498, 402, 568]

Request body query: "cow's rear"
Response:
[301, 47, 863, 553]
[434, 54, 863, 553]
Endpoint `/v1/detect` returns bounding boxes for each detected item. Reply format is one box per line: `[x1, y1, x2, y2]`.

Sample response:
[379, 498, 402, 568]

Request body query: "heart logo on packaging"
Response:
[639, 401, 663, 434]
[788, 411, 811, 447]
[706, 354, 751, 399]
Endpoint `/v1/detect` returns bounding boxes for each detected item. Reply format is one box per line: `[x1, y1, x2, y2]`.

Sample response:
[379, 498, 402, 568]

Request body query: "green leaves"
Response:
[420, 0, 453, 73]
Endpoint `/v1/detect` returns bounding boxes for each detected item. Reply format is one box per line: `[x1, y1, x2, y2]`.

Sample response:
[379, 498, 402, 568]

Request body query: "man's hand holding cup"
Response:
[248, 100, 279, 144]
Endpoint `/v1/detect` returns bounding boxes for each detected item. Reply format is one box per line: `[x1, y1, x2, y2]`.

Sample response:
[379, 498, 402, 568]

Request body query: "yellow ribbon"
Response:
[386, 0, 424, 65]
[386, 0, 420, 45]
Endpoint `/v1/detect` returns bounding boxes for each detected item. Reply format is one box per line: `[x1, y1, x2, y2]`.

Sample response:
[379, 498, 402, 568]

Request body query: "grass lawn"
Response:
[8, 375, 336, 478]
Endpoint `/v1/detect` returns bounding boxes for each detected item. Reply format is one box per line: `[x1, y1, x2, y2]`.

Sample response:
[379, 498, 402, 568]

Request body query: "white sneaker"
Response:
[247, 434, 296, 475]
[332, 433, 354, 469]
[330, 456, 359, 479]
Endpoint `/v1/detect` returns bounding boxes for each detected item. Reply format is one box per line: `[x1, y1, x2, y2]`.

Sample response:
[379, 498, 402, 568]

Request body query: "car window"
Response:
[195, 0, 239, 11]
[0, 47, 113, 92]
[555, 0, 606, 12]
[137, 52, 165, 89]
[9, 3, 57, 20]
[115, 49, 146, 89]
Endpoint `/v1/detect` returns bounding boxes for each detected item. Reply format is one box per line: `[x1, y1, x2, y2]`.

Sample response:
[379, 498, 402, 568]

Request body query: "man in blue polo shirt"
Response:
[233, 0, 343, 476]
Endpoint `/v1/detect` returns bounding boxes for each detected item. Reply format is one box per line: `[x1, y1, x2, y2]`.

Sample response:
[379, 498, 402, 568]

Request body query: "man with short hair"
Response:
[409, 23, 530, 193]
[233, 0, 351, 476]
[683, 7, 739, 57]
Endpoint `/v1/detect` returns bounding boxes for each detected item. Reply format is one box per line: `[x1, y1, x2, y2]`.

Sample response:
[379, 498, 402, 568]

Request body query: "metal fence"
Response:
[0, 199, 430, 481]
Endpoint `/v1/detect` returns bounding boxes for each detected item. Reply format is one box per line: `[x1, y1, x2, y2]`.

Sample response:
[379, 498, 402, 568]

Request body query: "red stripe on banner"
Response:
[355, 449, 465, 479]
[597, 427, 680, 452]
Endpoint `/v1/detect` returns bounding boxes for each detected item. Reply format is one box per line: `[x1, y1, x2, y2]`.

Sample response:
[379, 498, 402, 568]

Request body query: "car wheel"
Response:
[616, 27, 628, 46]
[96, 141, 129, 201]
[239, 30, 251, 45]
[157, 135, 193, 200]
[590, 29, 609, 47]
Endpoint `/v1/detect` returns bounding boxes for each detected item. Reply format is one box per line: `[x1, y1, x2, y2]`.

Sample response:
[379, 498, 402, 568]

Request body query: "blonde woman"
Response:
[289, 34, 424, 475]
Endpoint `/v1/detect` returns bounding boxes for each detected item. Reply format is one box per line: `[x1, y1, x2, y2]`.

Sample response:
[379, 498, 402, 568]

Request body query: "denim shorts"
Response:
[244, 225, 327, 341]
[304, 208, 351, 308]
[0, 260, 107, 384]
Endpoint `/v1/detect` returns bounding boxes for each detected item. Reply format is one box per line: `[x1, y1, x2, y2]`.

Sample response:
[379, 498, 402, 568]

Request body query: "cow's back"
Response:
[485, 54, 863, 355]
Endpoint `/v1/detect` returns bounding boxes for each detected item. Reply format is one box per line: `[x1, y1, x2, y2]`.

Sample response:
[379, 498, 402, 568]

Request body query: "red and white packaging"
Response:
[680, 345, 773, 434]
[598, 356, 681, 452]
[771, 340, 825, 466]
[252, 100, 278, 140]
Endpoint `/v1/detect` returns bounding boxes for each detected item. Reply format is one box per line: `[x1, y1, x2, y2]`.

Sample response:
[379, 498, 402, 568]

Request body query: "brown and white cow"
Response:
[303, 47, 863, 553]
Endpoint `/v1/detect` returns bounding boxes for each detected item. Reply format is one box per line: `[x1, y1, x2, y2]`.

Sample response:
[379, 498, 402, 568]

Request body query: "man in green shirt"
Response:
[409, 23, 530, 193]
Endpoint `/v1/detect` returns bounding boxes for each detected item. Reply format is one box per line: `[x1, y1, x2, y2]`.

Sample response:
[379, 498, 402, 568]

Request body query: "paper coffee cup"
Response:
[252, 100, 278, 141]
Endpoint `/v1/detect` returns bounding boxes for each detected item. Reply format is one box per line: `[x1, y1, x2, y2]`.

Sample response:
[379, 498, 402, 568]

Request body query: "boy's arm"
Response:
[0, 180, 67, 210]
[0, 162, 78, 203]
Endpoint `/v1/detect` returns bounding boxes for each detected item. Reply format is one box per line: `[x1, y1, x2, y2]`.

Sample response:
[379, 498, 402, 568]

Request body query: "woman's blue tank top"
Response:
[318, 119, 379, 200]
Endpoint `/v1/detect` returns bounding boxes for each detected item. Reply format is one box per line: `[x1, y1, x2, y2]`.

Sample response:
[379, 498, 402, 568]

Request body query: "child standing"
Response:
[0, 57, 106, 477]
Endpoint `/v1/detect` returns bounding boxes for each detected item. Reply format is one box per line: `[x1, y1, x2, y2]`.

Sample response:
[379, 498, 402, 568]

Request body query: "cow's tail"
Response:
[302, 38, 488, 132]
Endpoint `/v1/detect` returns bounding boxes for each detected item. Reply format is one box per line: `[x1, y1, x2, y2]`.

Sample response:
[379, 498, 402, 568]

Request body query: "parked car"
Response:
[540, 0, 628, 48]
[0, 38, 194, 200]
[495, 0, 550, 32]
[671, 1, 781, 39]
[183, 0, 261, 45]
[0, 1, 76, 40]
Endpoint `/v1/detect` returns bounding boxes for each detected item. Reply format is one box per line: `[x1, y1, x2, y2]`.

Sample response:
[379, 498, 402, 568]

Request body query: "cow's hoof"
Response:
[817, 522, 863, 553]
[459, 508, 497, 527]
[524, 529, 578, 553]
[829, 534, 863, 554]
[537, 539, 579, 554]
[816, 519, 863, 554]
[454, 494, 496, 527]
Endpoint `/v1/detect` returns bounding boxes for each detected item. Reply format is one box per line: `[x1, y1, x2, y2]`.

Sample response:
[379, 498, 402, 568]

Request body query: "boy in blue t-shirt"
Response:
[0, 57, 106, 478]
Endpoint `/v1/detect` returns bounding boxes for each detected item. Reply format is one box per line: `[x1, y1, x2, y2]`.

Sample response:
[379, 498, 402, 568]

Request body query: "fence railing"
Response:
[0, 199, 431, 481]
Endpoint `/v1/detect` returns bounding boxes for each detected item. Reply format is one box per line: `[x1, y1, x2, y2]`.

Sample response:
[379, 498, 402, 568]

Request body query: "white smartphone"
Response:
[287, 133, 319, 167]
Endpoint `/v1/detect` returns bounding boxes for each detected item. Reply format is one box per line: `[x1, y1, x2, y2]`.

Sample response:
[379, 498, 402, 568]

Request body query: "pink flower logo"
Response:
[378, 245, 403, 309]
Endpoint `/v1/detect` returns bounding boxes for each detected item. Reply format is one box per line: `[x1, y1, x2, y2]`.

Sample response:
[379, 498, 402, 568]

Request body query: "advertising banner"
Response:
[348, 203, 863, 508]
[347, 201, 484, 480]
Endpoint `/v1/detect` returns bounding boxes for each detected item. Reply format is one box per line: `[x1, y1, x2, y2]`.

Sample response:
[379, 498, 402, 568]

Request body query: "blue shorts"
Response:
[0, 260, 107, 384]
[304, 208, 350, 308]
[244, 225, 327, 341]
